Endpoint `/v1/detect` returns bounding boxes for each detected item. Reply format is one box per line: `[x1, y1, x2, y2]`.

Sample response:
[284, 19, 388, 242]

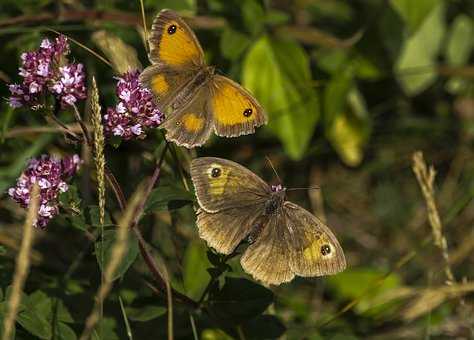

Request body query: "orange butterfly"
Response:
[140, 9, 267, 148]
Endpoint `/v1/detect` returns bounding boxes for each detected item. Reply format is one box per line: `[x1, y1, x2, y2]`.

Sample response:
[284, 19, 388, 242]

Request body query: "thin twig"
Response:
[2, 185, 40, 340]
[412, 151, 455, 285]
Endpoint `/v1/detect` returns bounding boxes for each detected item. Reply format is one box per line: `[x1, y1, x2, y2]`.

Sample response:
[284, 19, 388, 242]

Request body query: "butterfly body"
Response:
[190, 157, 346, 285]
[140, 10, 267, 148]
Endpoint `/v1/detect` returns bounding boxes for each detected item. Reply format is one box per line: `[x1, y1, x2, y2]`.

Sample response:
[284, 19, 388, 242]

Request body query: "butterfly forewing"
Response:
[283, 202, 346, 277]
[148, 9, 205, 68]
[209, 76, 267, 137]
[190, 157, 271, 213]
[139, 64, 197, 110]
[196, 205, 265, 255]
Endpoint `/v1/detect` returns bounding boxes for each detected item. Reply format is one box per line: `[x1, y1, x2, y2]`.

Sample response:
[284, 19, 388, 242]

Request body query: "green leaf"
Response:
[394, 2, 446, 95]
[243, 35, 320, 159]
[242, 0, 265, 36]
[208, 278, 273, 325]
[95, 230, 139, 280]
[91, 317, 120, 340]
[59, 185, 81, 211]
[55, 322, 77, 340]
[1, 106, 15, 144]
[327, 267, 402, 315]
[17, 309, 52, 339]
[241, 314, 286, 339]
[0, 134, 53, 193]
[144, 184, 194, 212]
[183, 242, 212, 300]
[126, 306, 166, 322]
[220, 27, 251, 61]
[87, 205, 114, 228]
[326, 88, 371, 167]
[390, 0, 441, 34]
[201, 328, 233, 340]
[446, 14, 474, 66]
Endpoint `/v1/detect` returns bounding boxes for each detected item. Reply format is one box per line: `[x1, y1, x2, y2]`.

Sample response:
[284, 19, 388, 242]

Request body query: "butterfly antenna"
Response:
[287, 186, 320, 191]
[265, 156, 282, 184]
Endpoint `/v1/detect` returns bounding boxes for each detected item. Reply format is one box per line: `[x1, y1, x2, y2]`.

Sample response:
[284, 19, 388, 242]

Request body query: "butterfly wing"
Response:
[161, 85, 213, 148]
[208, 75, 267, 137]
[190, 157, 270, 213]
[284, 202, 346, 277]
[139, 64, 197, 110]
[196, 206, 264, 255]
[148, 9, 205, 68]
[240, 214, 295, 285]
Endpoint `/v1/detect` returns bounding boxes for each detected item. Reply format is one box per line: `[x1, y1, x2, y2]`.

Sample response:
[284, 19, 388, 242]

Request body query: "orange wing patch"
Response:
[211, 84, 258, 125]
[150, 74, 169, 96]
[209, 76, 267, 137]
[158, 20, 201, 67]
[182, 113, 205, 132]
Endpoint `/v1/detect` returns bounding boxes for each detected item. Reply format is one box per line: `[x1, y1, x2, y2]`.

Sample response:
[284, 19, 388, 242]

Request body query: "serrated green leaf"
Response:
[395, 2, 446, 95]
[144, 184, 194, 212]
[390, 0, 441, 34]
[95, 230, 139, 280]
[208, 278, 273, 325]
[126, 306, 167, 322]
[243, 35, 319, 159]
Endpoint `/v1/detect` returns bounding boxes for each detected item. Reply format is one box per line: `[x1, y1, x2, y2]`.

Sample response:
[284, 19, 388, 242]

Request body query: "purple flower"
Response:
[8, 154, 81, 228]
[103, 70, 164, 140]
[7, 35, 86, 109]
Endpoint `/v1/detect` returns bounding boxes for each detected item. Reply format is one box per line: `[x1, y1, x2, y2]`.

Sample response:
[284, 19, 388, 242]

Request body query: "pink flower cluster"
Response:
[8, 35, 86, 109]
[103, 70, 163, 140]
[8, 154, 81, 228]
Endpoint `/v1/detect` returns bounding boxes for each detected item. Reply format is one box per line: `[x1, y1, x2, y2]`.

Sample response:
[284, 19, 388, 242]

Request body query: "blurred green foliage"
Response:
[0, 0, 473, 339]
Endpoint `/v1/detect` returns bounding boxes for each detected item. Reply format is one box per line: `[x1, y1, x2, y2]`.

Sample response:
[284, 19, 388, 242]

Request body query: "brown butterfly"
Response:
[139, 9, 267, 148]
[190, 157, 346, 285]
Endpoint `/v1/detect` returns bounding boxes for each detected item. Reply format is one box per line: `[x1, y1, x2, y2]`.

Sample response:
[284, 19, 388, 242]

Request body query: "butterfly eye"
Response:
[321, 244, 331, 256]
[243, 108, 253, 117]
[167, 24, 177, 35]
[211, 167, 221, 178]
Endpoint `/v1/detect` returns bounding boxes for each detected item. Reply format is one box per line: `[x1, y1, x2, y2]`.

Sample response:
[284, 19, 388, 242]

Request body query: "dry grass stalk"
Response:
[91, 77, 106, 228]
[90, 76, 106, 332]
[79, 186, 143, 340]
[92, 30, 142, 73]
[412, 151, 455, 285]
[2, 184, 40, 340]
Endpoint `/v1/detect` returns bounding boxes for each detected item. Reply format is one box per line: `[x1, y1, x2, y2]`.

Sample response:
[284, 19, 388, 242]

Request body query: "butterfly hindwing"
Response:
[284, 202, 346, 277]
[190, 157, 270, 213]
[209, 75, 267, 137]
[240, 214, 295, 285]
[161, 86, 213, 148]
[148, 9, 205, 68]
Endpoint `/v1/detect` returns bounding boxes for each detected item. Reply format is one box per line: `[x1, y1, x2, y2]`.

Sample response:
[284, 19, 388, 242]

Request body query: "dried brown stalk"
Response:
[412, 151, 455, 285]
[1, 184, 40, 340]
